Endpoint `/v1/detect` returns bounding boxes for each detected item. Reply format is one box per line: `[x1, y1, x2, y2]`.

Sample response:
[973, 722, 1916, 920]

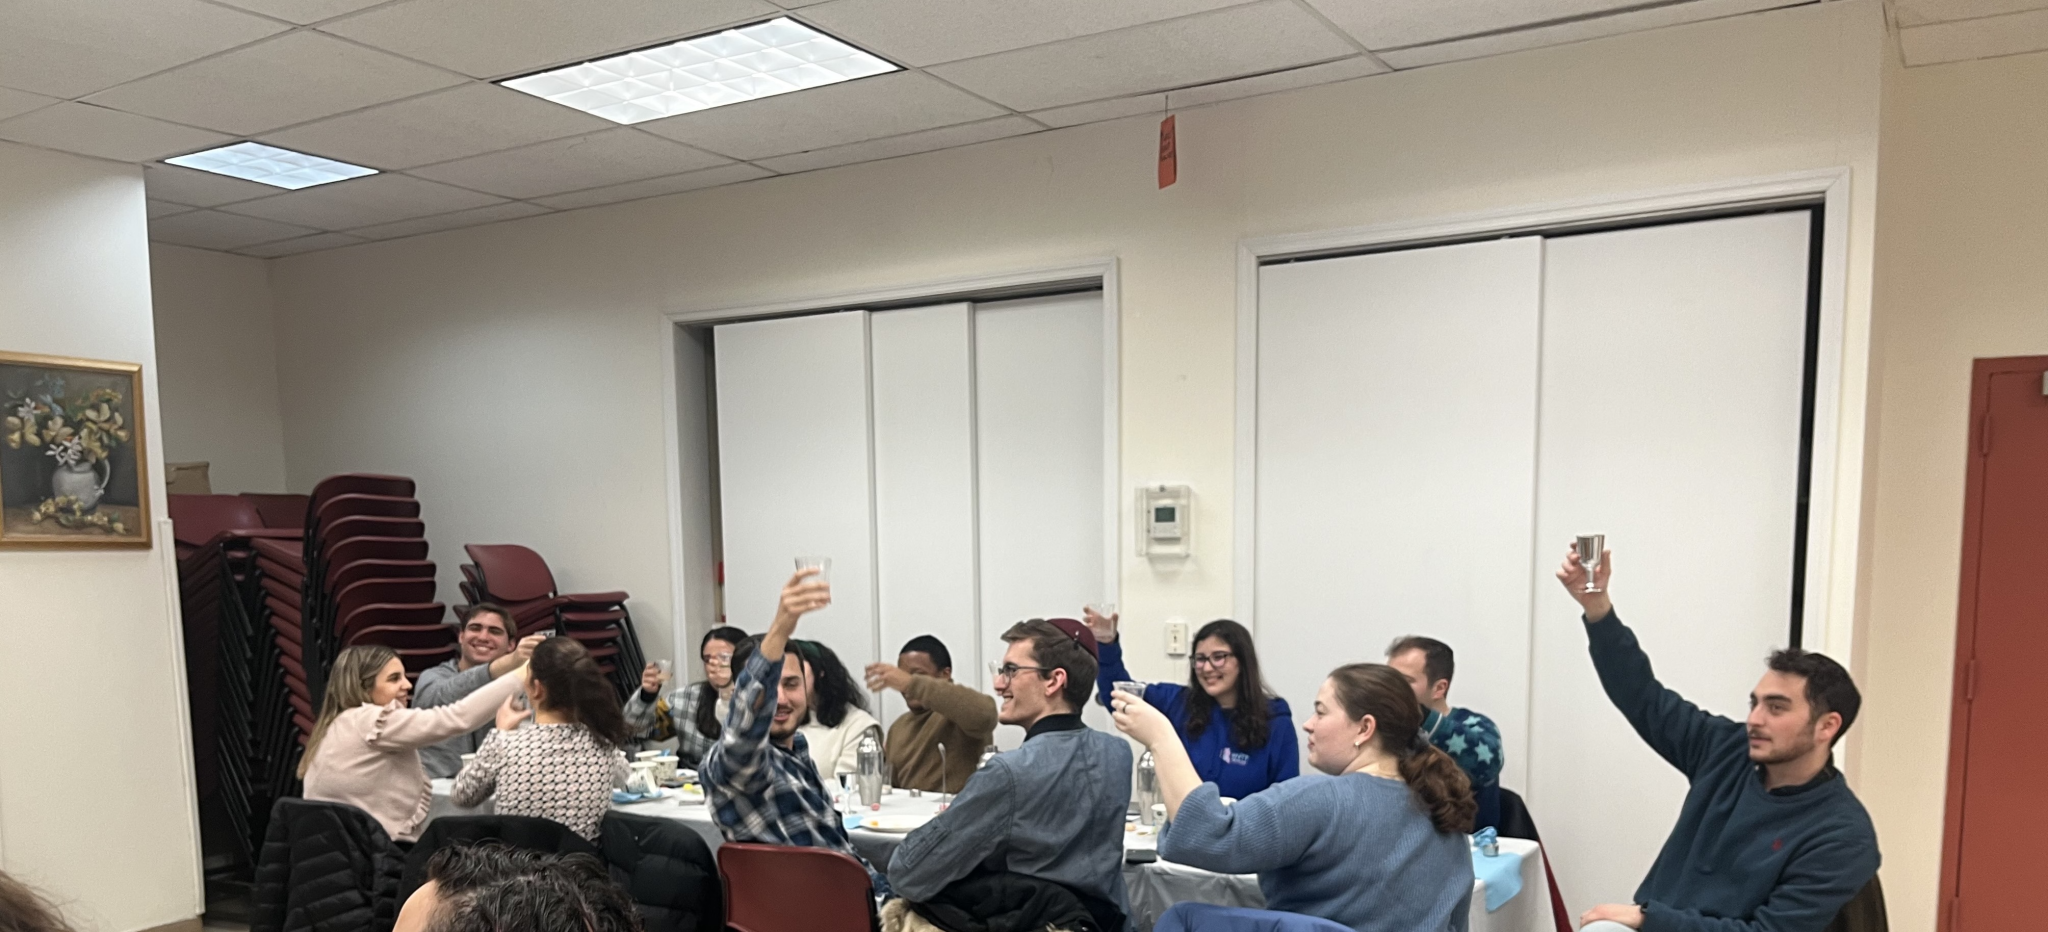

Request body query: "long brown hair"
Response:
[529, 637, 630, 747]
[0, 871, 77, 932]
[299, 644, 400, 778]
[1326, 663, 1476, 834]
[1183, 619, 1277, 751]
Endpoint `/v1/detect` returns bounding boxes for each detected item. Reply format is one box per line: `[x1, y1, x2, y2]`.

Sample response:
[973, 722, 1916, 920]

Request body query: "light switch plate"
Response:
[1165, 619, 1188, 656]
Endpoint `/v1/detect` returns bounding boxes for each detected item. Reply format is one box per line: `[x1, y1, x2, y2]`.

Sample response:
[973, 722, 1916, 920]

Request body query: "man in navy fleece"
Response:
[1558, 546, 1878, 932]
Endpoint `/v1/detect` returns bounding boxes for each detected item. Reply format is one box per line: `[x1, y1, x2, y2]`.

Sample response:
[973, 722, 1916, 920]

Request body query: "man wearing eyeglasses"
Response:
[886, 618, 1133, 932]
[415, 603, 545, 777]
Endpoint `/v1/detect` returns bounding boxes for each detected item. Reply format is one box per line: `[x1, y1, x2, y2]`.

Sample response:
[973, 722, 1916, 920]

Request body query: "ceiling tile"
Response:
[407, 128, 732, 198]
[755, 115, 1039, 173]
[1900, 7, 2048, 64]
[222, 173, 507, 229]
[0, 103, 232, 162]
[1028, 94, 1165, 129]
[237, 232, 371, 257]
[84, 32, 467, 136]
[211, 0, 397, 26]
[262, 83, 613, 170]
[145, 163, 285, 207]
[1306, 0, 1638, 50]
[150, 209, 319, 250]
[928, 0, 1356, 112]
[532, 163, 775, 209]
[640, 70, 1005, 160]
[1165, 55, 1383, 109]
[1374, 0, 1797, 68]
[800, 0, 1253, 67]
[320, 0, 779, 79]
[1892, 0, 2048, 29]
[346, 201, 555, 239]
[0, 87, 60, 123]
[146, 200, 196, 219]
[0, 0, 289, 99]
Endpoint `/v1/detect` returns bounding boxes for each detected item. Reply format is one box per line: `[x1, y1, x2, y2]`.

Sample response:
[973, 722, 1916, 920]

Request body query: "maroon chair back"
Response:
[717, 843, 874, 932]
[464, 544, 558, 603]
[319, 516, 425, 551]
[332, 578, 437, 624]
[347, 623, 458, 652]
[314, 493, 421, 529]
[338, 603, 446, 645]
[324, 538, 429, 579]
[241, 493, 310, 529]
[307, 475, 416, 529]
[169, 495, 266, 547]
[330, 559, 434, 594]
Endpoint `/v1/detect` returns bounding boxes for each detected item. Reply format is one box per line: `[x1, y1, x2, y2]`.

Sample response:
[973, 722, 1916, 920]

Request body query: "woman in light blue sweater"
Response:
[1112, 663, 1477, 932]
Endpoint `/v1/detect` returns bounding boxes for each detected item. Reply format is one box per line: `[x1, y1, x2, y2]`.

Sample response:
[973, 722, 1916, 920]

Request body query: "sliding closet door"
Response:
[1527, 212, 1813, 913]
[714, 311, 878, 675]
[976, 293, 1108, 742]
[1255, 238, 1543, 781]
[870, 304, 981, 731]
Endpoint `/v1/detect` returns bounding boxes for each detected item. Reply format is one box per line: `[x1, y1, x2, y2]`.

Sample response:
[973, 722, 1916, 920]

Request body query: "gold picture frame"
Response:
[0, 350, 152, 549]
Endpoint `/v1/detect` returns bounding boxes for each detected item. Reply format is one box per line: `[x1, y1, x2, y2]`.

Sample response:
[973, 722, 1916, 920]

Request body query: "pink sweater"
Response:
[302, 670, 525, 841]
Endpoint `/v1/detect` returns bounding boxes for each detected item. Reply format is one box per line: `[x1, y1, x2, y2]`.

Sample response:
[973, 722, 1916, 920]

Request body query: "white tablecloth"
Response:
[427, 782, 1548, 932]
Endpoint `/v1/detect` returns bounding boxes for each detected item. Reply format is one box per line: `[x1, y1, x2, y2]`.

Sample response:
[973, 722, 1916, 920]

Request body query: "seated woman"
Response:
[1089, 612, 1298, 798]
[1112, 663, 1477, 932]
[790, 639, 881, 780]
[301, 644, 527, 843]
[453, 637, 631, 840]
[625, 625, 748, 767]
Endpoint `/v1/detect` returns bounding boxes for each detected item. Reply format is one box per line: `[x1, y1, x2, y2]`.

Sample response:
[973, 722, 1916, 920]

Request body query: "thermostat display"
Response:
[1139, 485, 1191, 558]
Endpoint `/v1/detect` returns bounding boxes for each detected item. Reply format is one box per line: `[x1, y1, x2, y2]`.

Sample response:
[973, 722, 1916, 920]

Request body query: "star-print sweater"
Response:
[1422, 705, 1502, 790]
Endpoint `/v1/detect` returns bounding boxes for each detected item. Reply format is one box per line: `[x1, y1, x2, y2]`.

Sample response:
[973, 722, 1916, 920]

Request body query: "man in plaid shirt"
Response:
[700, 568, 887, 895]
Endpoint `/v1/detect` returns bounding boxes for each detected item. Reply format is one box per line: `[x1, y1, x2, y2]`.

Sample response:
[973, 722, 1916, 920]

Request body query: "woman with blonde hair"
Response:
[300, 643, 530, 842]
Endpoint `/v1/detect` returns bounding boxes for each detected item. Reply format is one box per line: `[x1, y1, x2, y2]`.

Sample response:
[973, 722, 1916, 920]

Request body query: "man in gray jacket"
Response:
[414, 604, 543, 777]
[889, 618, 1132, 931]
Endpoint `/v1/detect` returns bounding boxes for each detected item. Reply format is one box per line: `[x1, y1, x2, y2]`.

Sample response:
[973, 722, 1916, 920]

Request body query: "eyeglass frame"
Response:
[988, 661, 1057, 683]
[701, 652, 735, 668]
[1191, 650, 1237, 669]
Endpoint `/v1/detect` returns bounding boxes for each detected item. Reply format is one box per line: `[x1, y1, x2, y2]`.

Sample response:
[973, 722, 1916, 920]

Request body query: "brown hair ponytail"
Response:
[1326, 663, 1477, 835]
[530, 638, 631, 748]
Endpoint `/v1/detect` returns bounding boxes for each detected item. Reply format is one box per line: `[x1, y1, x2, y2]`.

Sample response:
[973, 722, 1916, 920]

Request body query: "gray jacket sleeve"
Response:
[887, 758, 1016, 901]
[415, 662, 495, 709]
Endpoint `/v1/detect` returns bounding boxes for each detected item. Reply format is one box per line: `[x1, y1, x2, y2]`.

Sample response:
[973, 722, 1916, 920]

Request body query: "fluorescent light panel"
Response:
[164, 142, 377, 190]
[501, 17, 898, 125]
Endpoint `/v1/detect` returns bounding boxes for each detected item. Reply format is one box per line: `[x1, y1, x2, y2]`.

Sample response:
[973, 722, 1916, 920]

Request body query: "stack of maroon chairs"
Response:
[458, 543, 647, 700]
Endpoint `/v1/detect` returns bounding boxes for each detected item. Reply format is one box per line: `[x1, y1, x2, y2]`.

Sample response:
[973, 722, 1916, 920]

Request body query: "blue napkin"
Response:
[1471, 829, 1523, 912]
[612, 789, 657, 803]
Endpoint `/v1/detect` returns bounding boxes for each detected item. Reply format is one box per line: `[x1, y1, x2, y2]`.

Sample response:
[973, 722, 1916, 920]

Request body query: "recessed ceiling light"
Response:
[164, 142, 377, 190]
[500, 17, 898, 125]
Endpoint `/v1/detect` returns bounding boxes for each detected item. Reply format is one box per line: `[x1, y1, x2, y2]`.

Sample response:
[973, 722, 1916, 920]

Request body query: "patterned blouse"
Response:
[451, 723, 628, 840]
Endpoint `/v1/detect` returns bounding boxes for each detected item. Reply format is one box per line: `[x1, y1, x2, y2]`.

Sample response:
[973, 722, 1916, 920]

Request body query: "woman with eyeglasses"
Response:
[627, 625, 747, 767]
[1087, 611, 1298, 798]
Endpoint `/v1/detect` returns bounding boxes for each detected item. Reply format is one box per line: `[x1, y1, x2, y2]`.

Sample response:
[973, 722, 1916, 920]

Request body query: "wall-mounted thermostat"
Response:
[1138, 484, 1191, 558]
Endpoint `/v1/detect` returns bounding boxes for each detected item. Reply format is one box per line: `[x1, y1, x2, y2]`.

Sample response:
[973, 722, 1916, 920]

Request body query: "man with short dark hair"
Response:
[1385, 635, 1504, 829]
[416, 604, 543, 777]
[887, 618, 1133, 931]
[394, 843, 640, 932]
[865, 634, 998, 793]
[1558, 548, 1878, 932]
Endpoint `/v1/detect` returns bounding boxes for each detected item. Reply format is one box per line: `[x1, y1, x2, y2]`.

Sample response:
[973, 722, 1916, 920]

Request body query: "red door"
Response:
[1940, 357, 2048, 931]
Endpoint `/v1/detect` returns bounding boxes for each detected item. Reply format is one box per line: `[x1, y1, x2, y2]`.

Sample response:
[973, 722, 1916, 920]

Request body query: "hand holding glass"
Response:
[1575, 534, 1606, 593]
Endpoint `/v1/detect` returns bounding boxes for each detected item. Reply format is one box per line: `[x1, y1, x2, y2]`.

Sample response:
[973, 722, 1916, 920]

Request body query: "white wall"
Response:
[149, 244, 288, 494]
[262, 0, 1884, 893]
[0, 142, 201, 932]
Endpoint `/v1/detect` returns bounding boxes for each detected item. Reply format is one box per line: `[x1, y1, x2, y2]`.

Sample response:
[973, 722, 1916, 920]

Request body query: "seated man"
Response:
[1558, 547, 1879, 932]
[864, 634, 998, 794]
[888, 619, 1132, 932]
[699, 569, 886, 894]
[1385, 635, 1504, 829]
[414, 604, 542, 778]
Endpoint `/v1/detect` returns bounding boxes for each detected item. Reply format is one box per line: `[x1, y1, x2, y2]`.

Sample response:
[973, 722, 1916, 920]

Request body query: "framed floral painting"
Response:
[0, 351, 151, 549]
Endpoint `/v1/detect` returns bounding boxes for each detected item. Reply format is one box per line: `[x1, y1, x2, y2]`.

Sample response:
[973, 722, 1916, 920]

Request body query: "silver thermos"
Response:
[855, 729, 884, 810]
[1136, 750, 1161, 827]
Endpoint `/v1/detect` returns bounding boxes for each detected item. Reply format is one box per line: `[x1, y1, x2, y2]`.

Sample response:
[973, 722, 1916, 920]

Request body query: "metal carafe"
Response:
[1135, 750, 1161, 827]
[855, 728, 884, 809]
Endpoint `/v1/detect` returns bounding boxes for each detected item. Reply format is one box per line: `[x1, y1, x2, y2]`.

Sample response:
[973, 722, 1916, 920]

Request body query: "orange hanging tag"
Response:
[1158, 115, 1177, 189]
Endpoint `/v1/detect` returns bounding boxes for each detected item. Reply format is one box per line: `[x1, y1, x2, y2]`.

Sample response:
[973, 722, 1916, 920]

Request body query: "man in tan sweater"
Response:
[865, 635, 997, 794]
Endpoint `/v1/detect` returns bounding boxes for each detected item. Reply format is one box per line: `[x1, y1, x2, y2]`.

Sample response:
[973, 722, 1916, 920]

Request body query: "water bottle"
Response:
[855, 729, 884, 811]
[1135, 750, 1161, 827]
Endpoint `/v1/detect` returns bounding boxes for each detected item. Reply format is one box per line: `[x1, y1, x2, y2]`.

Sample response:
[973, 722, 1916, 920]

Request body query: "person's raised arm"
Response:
[623, 663, 677, 742]
[905, 675, 998, 739]
[1112, 693, 1202, 820]
[1086, 606, 1133, 710]
[701, 570, 827, 794]
[1556, 546, 1737, 777]
[366, 665, 526, 751]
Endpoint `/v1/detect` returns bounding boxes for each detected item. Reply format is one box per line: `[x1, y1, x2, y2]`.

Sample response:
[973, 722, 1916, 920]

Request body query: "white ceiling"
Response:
[0, 0, 1885, 258]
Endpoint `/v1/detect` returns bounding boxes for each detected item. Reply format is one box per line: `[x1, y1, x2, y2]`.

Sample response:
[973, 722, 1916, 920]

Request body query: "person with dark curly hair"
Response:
[790, 638, 881, 780]
[395, 843, 640, 932]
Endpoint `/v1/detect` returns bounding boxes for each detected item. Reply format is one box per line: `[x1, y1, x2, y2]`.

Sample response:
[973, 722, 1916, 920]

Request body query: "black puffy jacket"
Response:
[599, 812, 721, 932]
[251, 798, 405, 932]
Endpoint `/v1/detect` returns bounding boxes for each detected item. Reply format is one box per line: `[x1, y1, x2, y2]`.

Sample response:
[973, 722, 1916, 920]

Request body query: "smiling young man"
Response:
[865, 634, 998, 794]
[414, 604, 543, 778]
[699, 569, 886, 894]
[887, 619, 1133, 932]
[1558, 548, 1879, 932]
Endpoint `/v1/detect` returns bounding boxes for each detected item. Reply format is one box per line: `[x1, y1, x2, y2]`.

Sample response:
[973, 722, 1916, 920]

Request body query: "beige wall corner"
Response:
[150, 244, 289, 496]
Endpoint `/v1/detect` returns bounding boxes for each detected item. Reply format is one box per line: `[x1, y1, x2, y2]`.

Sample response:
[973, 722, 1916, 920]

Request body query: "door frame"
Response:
[1232, 168, 1856, 660]
[1936, 354, 2048, 932]
[657, 259, 1122, 682]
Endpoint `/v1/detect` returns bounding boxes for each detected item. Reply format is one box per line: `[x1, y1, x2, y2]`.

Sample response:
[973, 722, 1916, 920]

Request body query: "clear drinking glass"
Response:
[1113, 680, 1145, 699]
[795, 556, 832, 582]
[1575, 534, 1606, 593]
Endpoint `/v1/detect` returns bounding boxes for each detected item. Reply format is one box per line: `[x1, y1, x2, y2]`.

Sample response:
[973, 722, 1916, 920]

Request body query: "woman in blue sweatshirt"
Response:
[1089, 611, 1297, 798]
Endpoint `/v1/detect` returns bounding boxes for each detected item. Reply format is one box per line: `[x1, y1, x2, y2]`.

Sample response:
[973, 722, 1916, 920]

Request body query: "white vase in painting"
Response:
[51, 460, 110, 510]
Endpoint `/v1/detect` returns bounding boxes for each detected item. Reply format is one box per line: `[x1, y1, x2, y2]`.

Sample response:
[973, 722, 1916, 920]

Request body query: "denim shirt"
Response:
[888, 713, 1133, 928]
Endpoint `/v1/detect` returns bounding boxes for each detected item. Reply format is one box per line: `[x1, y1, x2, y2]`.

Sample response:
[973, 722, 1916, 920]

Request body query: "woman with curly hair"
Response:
[790, 639, 881, 780]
